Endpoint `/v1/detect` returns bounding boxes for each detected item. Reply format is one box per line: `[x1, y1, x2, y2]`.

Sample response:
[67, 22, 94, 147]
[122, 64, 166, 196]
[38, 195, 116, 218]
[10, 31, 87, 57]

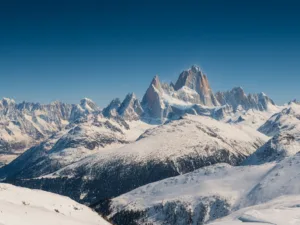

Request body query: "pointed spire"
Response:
[150, 75, 163, 93]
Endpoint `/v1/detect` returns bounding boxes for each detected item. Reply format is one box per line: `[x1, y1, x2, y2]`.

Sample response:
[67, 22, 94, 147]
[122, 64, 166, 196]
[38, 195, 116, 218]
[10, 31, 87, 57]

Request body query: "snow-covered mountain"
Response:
[0, 114, 154, 181]
[258, 102, 300, 136]
[241, 102, 300, 165]
[102, 98, 122, 118]
[0, 64, 291, 225]
[216, 87, 275, 112]
[0, 97, 101, 166]
[0, 183, 110, 225]
[139, 65, 277, 122]
[104, 93, 144, 121]
[0, 65, 277, 166]
[2, 115, 267, 207]
[106, 153, 300, 225]
[173, 65, 219, 106]
[242, 132, 300, 165]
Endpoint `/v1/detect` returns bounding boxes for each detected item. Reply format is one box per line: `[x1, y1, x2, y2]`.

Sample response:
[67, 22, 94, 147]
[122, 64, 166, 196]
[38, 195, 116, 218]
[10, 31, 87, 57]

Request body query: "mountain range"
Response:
[1, 65, 300, 225]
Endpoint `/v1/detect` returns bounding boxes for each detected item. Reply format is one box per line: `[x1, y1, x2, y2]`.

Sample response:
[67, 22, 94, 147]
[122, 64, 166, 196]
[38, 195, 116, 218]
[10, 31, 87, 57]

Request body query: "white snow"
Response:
[109, 153, 300, 224]
[47, 114, 267, 179]
[162, 92, 194, 109]
[109, 163, 275, 215]
[225, 106, 283, 129]
[0, 183, 110, 225]
[259, 102, 300, 136]
[209, 195, 300, 225]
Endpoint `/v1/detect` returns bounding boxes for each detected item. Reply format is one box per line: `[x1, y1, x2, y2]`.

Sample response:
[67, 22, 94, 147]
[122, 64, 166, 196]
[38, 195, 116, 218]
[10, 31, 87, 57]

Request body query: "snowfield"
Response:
[0, 183, 110, 225]
[0, 114, 153, 181]
[108, 153, 300, 224]
[51, 114, 267, 170]
[0, 114, 268, 209]
[259, 102, 300, 136]
[209, 195, 300, 225]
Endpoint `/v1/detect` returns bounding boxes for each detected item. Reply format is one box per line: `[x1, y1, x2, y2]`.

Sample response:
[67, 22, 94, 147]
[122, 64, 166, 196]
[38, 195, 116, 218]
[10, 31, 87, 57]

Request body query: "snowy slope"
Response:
[258, 102, 300, 136]
[107, 163, 274, 225]
[0, 114, 153, 180]
[0, 183, 110, 225]
[7, 115, 267, 207]
[243, 103, 300, 165]
[209, 195, 300, 225]
[225, 106, 282, 129]
[243, 132, 300, 165]
[0, 98, 100, 166]
[107, 153, 300, 224]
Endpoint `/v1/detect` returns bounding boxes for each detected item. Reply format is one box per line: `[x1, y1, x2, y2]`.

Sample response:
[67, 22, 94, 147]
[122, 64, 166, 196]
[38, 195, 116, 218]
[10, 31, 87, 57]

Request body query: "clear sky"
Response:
[0, 0, 299, 106]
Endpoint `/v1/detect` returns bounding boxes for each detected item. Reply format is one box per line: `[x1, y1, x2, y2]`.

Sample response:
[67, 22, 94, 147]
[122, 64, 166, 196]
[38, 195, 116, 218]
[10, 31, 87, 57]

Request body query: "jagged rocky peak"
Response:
[216, 87, 276, 111]
[0, 98, 16, 111]
[118, 93, 143, 121]
[1, 97, 16, 106]
[102, 98, 122, 118]
[141, 75, 165, 120]
[150, 75, 163, 93]
[289, 99, 300, 105]
[174, 65, 219, 106]
[232, 86, 247, 96]
[216, 87, 248, 108]
[79, 98, 98, 112]
[257, 92, 275, 108]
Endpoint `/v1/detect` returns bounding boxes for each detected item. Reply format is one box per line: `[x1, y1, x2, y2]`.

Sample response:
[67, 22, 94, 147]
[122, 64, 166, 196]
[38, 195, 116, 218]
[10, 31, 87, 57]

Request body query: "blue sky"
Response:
[0, 0, 299, 106]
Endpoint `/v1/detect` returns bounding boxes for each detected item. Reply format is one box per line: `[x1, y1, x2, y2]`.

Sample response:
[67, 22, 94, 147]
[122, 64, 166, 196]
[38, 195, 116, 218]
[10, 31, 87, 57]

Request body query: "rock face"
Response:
[141, 75, 165, 121]
[118, 93, 144, 121]
[174, 65, 219, 106]
[79, 98, 99, 113]
[140, 67, 222, 121]
[216, 87, 275, 111]
[103, 94, 144, 121]
[102, 98, 122, 118]
[137, 65, 276, 122]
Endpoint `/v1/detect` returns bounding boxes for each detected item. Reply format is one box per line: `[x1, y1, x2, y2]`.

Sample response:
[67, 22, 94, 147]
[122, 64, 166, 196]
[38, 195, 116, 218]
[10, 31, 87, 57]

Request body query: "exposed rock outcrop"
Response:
[174, 65, 219, 106]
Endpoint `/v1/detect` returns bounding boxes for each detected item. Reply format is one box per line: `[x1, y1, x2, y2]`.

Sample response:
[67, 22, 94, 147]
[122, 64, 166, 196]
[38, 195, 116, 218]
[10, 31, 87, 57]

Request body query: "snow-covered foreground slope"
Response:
[107, 163, 274, 224]
[209, 195, 300, 225]
[107, 153, 300, 225]
[0, 183, 110, 225]
[6, 115, 267, 208]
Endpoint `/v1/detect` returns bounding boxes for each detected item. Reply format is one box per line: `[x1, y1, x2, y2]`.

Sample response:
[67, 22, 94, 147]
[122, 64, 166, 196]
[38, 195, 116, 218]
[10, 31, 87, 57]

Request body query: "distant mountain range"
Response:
[1, 65, 300, 225]
[0, 65, 277, 165]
